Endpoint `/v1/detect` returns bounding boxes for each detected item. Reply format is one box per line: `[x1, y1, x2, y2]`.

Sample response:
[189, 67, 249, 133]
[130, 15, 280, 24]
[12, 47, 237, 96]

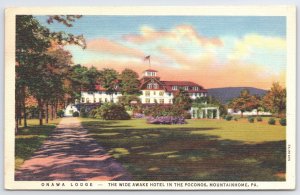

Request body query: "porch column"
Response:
[216, 108, 220, 119]
[205, 108, 208, 119]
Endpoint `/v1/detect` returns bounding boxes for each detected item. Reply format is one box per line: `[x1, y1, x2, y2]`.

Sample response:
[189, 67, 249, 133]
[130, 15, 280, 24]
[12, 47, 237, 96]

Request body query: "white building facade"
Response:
[78, 69, 208, 105]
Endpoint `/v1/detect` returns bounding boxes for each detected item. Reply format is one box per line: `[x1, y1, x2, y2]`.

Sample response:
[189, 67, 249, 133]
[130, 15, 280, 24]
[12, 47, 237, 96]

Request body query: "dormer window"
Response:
[184, 86, 189, 90]
[153, 83, 158, 89]
[172, 86, 178, 90]
[147, 83, 152, 89]
[193, 86, 199, 91]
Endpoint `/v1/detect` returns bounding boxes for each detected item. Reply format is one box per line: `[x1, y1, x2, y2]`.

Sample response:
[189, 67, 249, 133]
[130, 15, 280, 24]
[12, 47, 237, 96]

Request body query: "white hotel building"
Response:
[79, 69, 207, 105]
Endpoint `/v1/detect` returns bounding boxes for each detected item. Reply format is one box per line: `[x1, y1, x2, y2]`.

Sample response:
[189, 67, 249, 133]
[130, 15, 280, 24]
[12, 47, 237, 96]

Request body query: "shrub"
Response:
[57, 110, 64, 118]
[98, 103, 130, 120]
[143, 104, 184, 117]
[268, 118, 276, 125]
[147, 116, 186, 125]
[183, 112, 191, 119]
[133, 113, 145, 118]
[225, 115, 233, 121]
[279, 118, 286, 126]
[257, 116, 263, 122]
[72, 111, 79, 117]
[248, 116, 255, 123]
[233, 117, 238, 121]
[80, 107, 88, 118]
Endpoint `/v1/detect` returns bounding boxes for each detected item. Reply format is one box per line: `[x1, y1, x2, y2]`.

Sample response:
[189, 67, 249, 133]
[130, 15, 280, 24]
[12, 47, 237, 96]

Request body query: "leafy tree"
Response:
[99, 68, 119, 102]
[15, 15, 85, 130]
[263, 82, 286, 117]
[119, 68, 141, 95]
[173, 88, 192, 111]
[229, 89, 260, 118]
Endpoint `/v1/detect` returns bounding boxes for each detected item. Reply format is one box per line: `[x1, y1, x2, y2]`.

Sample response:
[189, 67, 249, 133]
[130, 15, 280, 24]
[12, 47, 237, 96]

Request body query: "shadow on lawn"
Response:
[15, 124, 56, 169]
[82, 120, 286, 181]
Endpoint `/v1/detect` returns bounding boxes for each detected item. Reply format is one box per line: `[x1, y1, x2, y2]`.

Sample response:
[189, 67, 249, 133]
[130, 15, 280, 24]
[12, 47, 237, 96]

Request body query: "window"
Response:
[184, 86, 189, 90]
[154, 99, 158, 103]
[159, 99, 164, 104]
[145, 91, 150, 96]
[88, 91, 93, 94]
[153, 83, 158, 89]
[153, 91, 156, 95]
[172, 86, 178, 90]
[81, 98, 85, 103]
[86, 98, 90, 103]
[99, 98, 102, 103]
[193, 86, 199, 91]
[115, 92, 117, 95]
[146, 98, 150, 103]
[94, 98, 96, 103]
[159, 91, 164, 96]
[105, 98, 108, 102]
[169, 99, 172, 104]
[168, 93, 172, 96]
[147, 83, 152, 89]
[99, 91, 102, 95]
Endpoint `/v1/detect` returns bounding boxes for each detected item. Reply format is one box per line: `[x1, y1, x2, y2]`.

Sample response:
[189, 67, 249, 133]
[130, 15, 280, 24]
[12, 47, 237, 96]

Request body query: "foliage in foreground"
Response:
[90, 103, 130, 120]
[147, 116, 186, 125]
[268, 118, 276, 125]
[279, 118, 286, 126]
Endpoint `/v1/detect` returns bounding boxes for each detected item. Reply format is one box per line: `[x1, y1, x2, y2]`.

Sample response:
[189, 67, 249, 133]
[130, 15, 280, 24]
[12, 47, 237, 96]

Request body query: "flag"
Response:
[144, 55, 150, 61]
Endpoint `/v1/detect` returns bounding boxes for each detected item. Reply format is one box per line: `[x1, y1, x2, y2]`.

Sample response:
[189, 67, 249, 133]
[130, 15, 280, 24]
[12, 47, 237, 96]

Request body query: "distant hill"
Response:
[207, 87, 267, 104]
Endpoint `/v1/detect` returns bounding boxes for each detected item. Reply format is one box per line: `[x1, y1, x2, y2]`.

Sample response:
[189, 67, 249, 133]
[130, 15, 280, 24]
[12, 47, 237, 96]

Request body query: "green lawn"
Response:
[81, 118, 286, 181]
[15, 118, 61, 169]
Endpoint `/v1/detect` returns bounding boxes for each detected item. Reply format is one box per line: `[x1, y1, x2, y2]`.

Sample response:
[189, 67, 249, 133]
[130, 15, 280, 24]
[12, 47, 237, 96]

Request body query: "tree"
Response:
[119, 68, 141, 95]
[229, 89, 260, 118]
[15, 15, 85, 130]
[99, 69, 119, 102]
[263, 82, 286, 117]
[173, 88, 192, 111]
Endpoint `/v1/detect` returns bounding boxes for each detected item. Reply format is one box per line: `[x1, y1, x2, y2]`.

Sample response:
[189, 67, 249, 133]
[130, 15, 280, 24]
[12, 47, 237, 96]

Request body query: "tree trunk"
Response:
[241, 112, 243, 118]
[38, 99, 43, 126]
[18, 116, 22, 126]
[45, 102, 49, 124]
[15, 114, 19, 134]
[55, 101, 58, 118]
[50, 103, 54, 120]
[22, 86, 27, 127]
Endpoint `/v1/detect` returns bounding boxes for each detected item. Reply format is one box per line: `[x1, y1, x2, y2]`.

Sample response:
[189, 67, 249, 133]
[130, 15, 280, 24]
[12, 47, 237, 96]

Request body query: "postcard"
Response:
[4, 6, 296, 190]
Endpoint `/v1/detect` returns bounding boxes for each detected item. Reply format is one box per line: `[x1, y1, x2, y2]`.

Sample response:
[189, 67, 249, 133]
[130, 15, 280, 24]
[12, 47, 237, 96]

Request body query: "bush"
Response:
[147, 116, 186, 125]
[225, 115, 233, 121]
[72, 111, 79, 117]
[233, 117, 238, 121]
[257, 116, 263, 122]
[268, 118, 276, 125]
[183, 112, 191, 119]
[143, 104, 184, 117]
[279, 118, 286, 126]
[98, 103, 130, 120]
[248, 116, 255, 123]
[57, 110, 64, 118]
[133, 113, 145, 118]
[80, 107, 88, 118]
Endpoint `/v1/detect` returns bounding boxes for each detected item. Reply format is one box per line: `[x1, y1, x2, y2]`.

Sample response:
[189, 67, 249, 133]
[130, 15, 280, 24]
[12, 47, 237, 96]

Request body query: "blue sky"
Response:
[37, 16, 286, 40]
[36, 15, 286, 89]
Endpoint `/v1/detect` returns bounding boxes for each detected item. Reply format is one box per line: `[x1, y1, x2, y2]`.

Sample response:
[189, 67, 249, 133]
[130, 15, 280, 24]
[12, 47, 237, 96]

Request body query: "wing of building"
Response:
[79, 69, 207, 104]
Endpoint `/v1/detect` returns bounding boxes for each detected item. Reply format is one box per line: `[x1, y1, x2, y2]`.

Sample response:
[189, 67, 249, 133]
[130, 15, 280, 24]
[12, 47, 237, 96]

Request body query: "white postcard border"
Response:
[4, 6, 296, 190]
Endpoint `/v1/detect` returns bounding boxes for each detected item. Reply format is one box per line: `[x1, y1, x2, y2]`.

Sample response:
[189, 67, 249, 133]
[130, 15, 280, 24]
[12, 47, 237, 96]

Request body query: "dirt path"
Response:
[15, 117, 131, 181]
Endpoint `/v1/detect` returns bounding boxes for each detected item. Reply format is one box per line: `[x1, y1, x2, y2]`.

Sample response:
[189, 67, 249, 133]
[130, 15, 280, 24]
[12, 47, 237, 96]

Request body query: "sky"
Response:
[37, 16, 286, 89]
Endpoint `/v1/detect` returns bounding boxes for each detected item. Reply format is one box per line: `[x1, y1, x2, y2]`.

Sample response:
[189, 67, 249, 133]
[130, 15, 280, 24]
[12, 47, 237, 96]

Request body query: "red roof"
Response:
[95, 85, 106, 91]
[161, 81, 207, 93]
